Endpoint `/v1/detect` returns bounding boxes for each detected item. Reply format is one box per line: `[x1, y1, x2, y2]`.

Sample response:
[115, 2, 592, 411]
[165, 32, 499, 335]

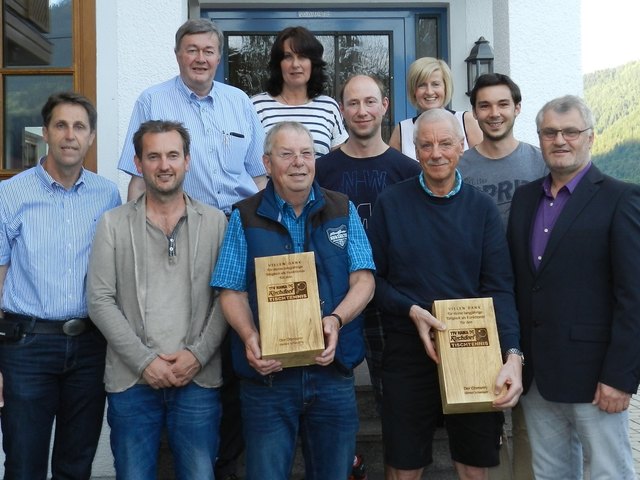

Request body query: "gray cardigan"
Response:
[87, 194, 228, 392]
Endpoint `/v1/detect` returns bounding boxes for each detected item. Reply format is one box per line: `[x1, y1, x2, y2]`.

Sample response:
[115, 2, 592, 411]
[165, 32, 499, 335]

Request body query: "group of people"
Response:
[0, 16, 638, 480]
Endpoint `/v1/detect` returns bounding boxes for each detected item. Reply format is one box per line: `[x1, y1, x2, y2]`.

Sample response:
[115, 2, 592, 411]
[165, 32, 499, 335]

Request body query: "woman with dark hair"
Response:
[252, 26, 348, 157]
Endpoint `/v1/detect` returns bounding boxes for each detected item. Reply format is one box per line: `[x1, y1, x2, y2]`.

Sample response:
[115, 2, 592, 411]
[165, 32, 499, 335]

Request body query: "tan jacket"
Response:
[87, 194, 227, 392]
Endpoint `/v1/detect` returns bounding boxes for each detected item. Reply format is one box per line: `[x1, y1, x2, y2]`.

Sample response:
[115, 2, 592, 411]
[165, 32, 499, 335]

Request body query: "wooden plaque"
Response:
[433, 298, 504, 414]
[255, 252, 325, 368]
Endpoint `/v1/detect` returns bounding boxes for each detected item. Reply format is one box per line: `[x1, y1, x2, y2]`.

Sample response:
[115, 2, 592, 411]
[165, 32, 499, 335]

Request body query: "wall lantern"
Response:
[465, 36, 494, 96]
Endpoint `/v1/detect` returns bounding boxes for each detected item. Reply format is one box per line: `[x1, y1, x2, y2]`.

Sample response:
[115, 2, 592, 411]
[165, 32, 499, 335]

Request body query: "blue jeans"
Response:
[240, 364, 358, 480]
[521, 381, 636, 480]
[0, 330, 107, 480]
[107, 382, 221, 480]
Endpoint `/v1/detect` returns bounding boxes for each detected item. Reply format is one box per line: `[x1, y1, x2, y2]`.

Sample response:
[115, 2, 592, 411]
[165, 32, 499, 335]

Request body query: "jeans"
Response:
[240, 364, 358, 480]
[521, 381, 636, 480]
[0, 330, 107, 480]
[107, 382, 221, 480]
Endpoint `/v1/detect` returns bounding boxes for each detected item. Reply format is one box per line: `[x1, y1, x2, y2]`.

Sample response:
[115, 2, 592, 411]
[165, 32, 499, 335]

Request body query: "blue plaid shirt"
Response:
[211, 189, 374, 292]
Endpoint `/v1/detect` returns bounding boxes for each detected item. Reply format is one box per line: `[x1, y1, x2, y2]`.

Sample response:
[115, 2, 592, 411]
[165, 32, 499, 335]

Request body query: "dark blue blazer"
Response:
[507, 165, 640, 403]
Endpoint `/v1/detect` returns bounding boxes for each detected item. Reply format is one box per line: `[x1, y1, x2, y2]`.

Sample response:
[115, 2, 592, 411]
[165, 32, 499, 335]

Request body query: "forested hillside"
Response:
[584, 61, 640, 184]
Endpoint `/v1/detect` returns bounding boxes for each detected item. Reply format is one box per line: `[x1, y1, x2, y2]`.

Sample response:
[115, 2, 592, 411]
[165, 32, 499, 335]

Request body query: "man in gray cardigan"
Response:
[88, 120, 228, 480]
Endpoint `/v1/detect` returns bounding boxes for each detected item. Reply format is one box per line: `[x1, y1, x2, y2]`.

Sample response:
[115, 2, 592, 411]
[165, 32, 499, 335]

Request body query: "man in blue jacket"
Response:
[211, 121, 375, 480]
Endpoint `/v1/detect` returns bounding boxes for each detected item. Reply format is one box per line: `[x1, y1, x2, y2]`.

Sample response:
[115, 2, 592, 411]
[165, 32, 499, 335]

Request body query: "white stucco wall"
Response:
[492, 0, 582, 145]
[453, 0, 494, 112]
[443, 0, 492, 112]
[96, 0, 189, 196]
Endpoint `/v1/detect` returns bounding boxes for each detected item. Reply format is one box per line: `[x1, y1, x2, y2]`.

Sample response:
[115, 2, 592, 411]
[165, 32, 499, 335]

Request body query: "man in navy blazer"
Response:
[507, 95, 640, 479]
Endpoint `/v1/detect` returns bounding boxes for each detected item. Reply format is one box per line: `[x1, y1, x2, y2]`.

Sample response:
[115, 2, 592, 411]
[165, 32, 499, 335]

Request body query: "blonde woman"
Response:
[389, 57, 482, 159]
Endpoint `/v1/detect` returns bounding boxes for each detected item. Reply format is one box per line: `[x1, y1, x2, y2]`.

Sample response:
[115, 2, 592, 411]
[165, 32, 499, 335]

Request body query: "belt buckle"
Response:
[62, 319, 86, 336]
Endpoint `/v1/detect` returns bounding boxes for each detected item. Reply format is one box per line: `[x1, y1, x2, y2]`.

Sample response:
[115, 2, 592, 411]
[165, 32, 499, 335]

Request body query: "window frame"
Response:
[0, 0, 96, 179]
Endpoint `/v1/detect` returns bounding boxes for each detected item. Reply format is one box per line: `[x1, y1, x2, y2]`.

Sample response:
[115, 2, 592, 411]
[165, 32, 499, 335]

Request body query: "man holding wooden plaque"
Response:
[211, 121, 375, 480]
[369, 109, 523, 480]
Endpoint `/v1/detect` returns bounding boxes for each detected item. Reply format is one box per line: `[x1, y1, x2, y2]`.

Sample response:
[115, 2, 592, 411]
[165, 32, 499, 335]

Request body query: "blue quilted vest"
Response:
[231, 181, 365, 381]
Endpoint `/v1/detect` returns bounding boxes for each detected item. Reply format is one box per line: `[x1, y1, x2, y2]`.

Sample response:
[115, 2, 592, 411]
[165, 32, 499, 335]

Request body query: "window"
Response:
[416, 15, 439, 59]
[1, 0, 96, 179]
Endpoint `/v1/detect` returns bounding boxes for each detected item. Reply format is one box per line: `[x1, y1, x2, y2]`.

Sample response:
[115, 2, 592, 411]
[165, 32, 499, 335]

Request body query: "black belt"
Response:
[3, 313, 96, 337]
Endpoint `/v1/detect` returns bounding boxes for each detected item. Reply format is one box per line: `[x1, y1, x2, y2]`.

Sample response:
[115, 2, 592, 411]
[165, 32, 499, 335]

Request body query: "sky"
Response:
[582, 0, 640, 73]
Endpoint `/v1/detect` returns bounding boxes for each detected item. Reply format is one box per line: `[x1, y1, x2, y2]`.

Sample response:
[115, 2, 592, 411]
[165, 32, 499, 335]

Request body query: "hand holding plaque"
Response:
[433, 298, 506, 414]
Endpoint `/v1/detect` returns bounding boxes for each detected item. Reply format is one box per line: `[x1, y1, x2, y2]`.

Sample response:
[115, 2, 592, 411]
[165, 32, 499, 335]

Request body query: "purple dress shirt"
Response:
[530, 163, 592, 269]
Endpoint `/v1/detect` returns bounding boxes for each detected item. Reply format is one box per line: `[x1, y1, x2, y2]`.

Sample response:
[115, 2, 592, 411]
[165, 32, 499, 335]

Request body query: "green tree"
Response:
[585, 61, 640, 184]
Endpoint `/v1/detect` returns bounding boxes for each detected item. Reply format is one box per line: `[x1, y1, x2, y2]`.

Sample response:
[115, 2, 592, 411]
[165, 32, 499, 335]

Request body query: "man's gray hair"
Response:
[413, 109, 464, 145]
[264, 122, 315, 156]
[175, 19, 224, 54]
[535, 95, 595, 131]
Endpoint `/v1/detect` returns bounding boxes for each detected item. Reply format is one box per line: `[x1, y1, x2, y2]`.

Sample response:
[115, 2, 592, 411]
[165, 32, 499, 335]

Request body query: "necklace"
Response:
[278, 93, 307, 106]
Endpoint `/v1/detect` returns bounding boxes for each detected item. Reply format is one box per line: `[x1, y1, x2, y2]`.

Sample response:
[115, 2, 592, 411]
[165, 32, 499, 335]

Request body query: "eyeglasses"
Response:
[182, 47, 218, 58]
[269, 151, 315, 162]
[538, 127, 592, 141]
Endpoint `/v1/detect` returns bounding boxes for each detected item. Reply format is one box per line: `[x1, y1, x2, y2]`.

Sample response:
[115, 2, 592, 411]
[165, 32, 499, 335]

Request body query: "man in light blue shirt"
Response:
[0, 92, 121, 480]
[118, 19, 267, 214]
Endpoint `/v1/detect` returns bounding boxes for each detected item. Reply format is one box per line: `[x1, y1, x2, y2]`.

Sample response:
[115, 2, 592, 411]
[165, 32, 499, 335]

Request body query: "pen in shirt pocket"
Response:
[222, 131, 243, 146]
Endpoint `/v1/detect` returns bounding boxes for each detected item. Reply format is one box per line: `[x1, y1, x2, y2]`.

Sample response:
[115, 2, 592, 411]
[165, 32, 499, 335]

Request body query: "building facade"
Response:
[0, 0, 581, 475]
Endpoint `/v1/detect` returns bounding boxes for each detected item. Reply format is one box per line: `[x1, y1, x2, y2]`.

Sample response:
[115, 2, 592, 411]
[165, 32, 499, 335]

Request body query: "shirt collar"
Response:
[542, 161, 592, 197]
[419, 169, 462, 198]
[35, 157, 86, 191]
[176, 75, 214, 102]
[274, 188, 315, 216]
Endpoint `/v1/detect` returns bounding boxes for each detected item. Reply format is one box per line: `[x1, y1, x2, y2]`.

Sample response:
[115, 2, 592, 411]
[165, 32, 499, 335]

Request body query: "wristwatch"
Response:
[503, 348, 525, 366]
